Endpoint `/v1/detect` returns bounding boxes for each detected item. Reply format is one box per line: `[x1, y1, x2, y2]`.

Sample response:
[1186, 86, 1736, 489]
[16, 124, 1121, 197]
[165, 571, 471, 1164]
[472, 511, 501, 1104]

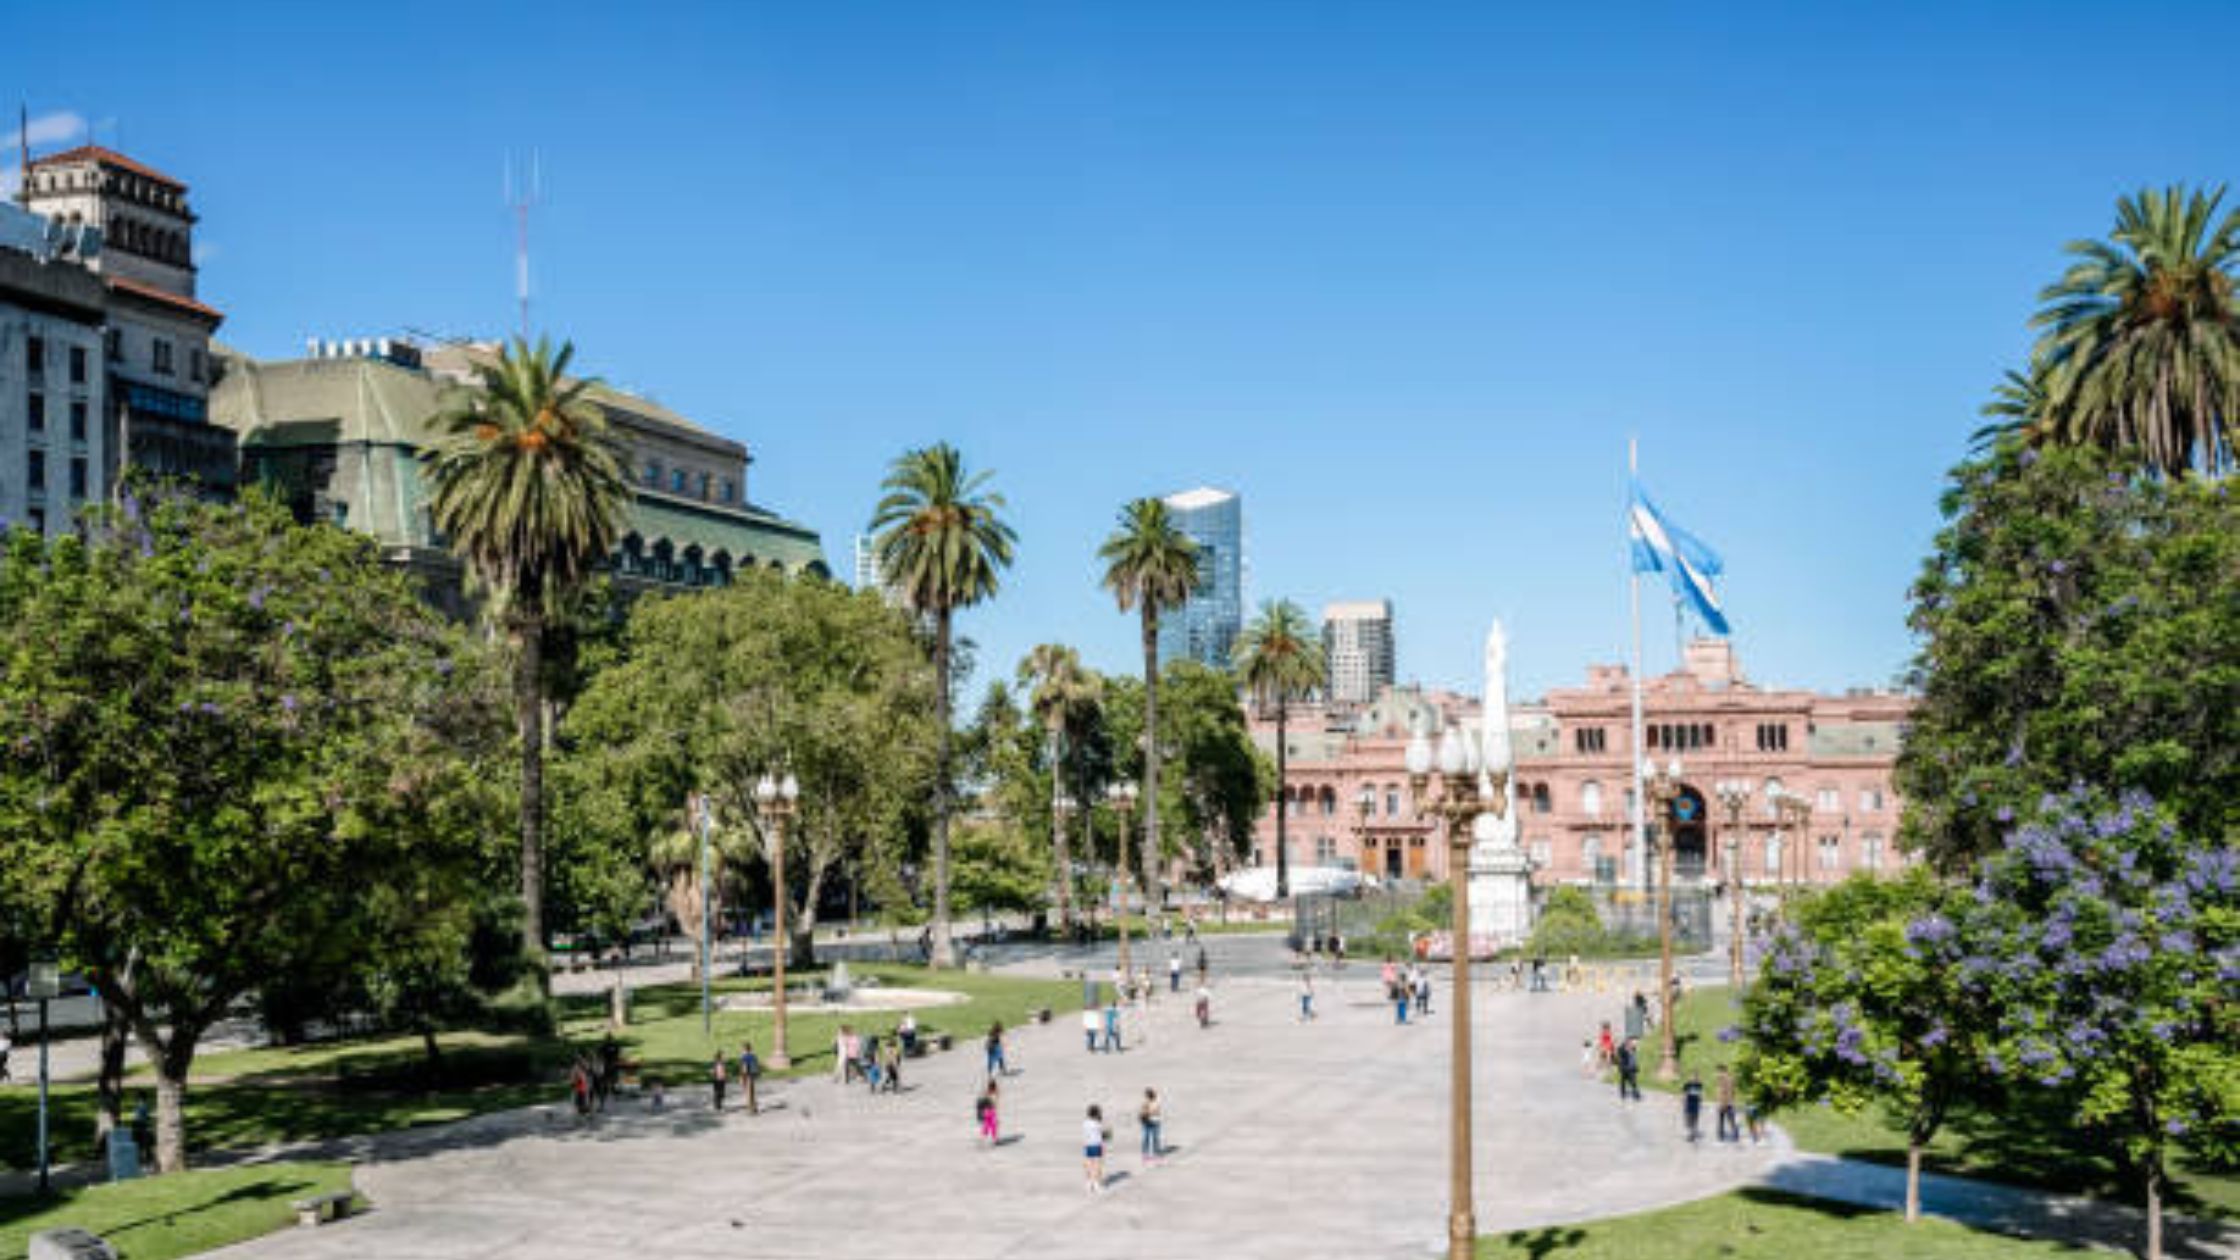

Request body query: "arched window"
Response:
[1320, 786, 1336, 817]
[1581, 834, 1603, 881]
[1581, 780, 1603, 816]
[1532, 783, 1552, 814]
[1385, 784, 1401, 818]
[1764, 835, 1782, 875]
[1762, 777, 1785, 818]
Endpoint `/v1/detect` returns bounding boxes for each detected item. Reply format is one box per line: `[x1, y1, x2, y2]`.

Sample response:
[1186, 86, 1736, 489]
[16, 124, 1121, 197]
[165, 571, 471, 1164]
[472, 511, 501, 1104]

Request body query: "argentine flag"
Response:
[1628, 480, 1731, 636]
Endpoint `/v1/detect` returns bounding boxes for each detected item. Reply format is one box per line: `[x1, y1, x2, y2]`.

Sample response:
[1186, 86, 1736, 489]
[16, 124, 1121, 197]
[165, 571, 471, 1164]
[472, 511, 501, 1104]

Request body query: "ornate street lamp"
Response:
[754, 771, 800, 1068]
[689, 792, 716, 1037]
[1713, 780, 1751, 990]
[1405, 719, 1508, 1260]
[1643, 757, 1685, 1082]
[1107, 780, 1139, 982]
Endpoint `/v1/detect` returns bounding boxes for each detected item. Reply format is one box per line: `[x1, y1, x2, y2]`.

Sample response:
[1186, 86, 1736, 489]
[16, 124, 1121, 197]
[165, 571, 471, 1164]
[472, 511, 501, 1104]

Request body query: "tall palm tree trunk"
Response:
[929, 609, 956, 969]
[1139, 607, 1162, 912]
[517, 618, 547, 978]
[1049, 722, 1074, 931]
[1275, 697, 1290, 900]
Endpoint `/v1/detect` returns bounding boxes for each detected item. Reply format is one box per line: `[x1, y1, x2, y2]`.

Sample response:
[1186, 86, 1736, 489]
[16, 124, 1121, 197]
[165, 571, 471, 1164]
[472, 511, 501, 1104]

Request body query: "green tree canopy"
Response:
[1896, 444, 2238, 868]
[0, 490, 511, 1171]
[559, 570, 937, 973]
[1099, 497, 1202, 908]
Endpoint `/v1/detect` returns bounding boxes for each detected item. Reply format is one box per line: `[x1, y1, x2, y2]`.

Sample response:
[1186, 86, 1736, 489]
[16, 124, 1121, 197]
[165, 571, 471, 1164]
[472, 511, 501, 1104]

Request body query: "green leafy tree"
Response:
[424, 337, 630, 966]
[2028, 185, 2239, 475]
[951, 819, 1052, 921]
[0, 490, 509, 1171]
[561, 571, 936, 976]
[1956, 790, 2237, 1260]
[1233, 599, 1326, 898]
[1100, 664, 1268, 886]
[1897, 444, 2238, 868]
[870, 444, 1016, 967]
[1098, 499, 1202, 908]
[1017, 644, 1101, 929]
[1739, 870, 1984, 1222]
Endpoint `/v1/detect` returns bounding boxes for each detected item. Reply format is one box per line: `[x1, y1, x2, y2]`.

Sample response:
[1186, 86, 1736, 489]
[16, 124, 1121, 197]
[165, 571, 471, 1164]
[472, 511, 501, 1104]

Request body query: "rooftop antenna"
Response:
[16, 104, 29, 207]
[503, 151, 541, 342]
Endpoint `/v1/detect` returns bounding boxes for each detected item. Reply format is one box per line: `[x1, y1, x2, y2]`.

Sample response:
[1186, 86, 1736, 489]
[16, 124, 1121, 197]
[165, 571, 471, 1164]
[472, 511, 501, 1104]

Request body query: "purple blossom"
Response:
[1995, 804, 2015, 823]
[2048, 559, 2069, 575]
[280, 694, 298, 713]
[248, 585, 268, 611]
[1921, 1022, 1949, 1049]
[2099, 934, 2149, 972]
[1717, 1025, 1742, 1044]
[2166, 1119, 2190, 1136]
[1906, 914, 1956, 948]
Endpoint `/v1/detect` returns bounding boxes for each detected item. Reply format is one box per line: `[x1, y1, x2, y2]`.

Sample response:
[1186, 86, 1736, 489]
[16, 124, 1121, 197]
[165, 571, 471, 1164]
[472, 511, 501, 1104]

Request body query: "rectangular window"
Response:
[1818, 836, 1841, 871]
[720, 478, 735, 503]
[1385, 790, 1400, 817]
[152, 339, 174, 375]
[69, 401, 86, 442]
[670, 468, 687, 493]
[1816, 787, 1839, 812]
[26, 335, 44, 375]
[28, 449, 45, 490]
[68, 457, 87, 498]
[27, 392, 44, 432]
[1860, 787, 1884, 813]
[644, 461, 661, 487]
[27, 507, 44, 535]
[106, 328, 122, 360]
[69, 345, 87, 384]
[188, 349, 204, 383]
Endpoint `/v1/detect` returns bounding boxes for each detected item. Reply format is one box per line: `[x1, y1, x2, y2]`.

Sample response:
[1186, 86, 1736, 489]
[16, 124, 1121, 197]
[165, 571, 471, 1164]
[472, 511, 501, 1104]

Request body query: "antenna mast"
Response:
[17, 104, 30, 207]
[504, 151, 541, 340]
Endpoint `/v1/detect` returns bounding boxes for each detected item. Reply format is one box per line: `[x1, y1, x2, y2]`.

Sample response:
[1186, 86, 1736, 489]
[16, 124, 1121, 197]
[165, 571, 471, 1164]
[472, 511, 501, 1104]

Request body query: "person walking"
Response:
[1715, 1067, 1740, 1143]
[1381, 957, 1399, 1003]
[1083, 1104, 1109, 1193]
[1083, 1005, 1101, 1053]
[569, 1054, 593, 1119]
[860, 1033, 883, 1093]
[1195, 944, 1210, 988]
[1682, 1070, 1705, 1143]
[1414, 966, 1433, 1017]
[1102, 996, 1124, 1053]
[880, 1034, 904, 1094]
[739, 1040, 762, 1115]
[1596, 1020, 1615, 1070]
[836, 1025, 859, 1084]
[1395, 973, 1411, 1025]
[977, 1079, 1001, 1147]
[1297, 970, 1316, 1022]
[1194, 981, 1211, 1028]
[899, 1011, 920, 1057]
[1138, 1088, 1165, 1165]
[709, 1052, 729, 1113]
[1168, 951, 1183, 994]
[986, 1021, 1008, 1077]
[1617, 1038, 1642, 1101]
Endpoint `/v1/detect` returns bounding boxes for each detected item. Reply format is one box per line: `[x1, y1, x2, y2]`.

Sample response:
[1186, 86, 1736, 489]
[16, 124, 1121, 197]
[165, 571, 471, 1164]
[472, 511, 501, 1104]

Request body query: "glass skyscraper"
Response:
[1156, 487, 1243, 670]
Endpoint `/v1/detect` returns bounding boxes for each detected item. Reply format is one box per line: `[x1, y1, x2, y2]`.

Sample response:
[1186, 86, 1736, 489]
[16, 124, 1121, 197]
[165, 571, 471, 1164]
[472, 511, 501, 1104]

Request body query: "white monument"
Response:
[1468, 621, 1535, 947]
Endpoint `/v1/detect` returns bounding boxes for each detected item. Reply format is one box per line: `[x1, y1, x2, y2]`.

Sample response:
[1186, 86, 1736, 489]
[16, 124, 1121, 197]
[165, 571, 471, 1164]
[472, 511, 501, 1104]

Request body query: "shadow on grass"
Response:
[1495, 1225, 1586, 1258]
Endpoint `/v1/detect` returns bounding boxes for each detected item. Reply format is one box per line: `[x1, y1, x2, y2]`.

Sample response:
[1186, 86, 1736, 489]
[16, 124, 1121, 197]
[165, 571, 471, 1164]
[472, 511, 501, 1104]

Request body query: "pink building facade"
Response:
[1249, 641, 1913, 891]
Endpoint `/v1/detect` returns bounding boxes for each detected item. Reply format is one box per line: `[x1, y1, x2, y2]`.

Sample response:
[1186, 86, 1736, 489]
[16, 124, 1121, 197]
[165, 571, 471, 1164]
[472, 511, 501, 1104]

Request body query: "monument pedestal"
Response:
[1467, 845, 1534, 950]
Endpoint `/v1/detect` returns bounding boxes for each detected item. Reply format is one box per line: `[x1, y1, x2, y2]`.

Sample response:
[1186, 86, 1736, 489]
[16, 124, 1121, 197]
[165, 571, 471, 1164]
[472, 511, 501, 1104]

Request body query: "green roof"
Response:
[623, 492, 825, 572]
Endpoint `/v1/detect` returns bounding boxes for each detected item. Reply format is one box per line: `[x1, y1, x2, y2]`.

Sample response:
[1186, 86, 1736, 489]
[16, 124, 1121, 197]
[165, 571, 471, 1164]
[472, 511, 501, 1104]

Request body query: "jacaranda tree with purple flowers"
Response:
[1957, 789, 2237, 1260]
[1738, 867, 1985, 1222]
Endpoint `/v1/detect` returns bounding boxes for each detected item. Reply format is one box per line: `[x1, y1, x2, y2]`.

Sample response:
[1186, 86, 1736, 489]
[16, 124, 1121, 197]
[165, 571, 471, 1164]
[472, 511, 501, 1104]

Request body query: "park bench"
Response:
[292, 1189, 358, 1228]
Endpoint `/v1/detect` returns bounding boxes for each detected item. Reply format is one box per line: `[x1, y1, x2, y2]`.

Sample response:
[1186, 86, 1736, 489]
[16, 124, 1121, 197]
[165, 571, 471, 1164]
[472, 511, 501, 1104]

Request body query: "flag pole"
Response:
[1629, 438, 1648, 893]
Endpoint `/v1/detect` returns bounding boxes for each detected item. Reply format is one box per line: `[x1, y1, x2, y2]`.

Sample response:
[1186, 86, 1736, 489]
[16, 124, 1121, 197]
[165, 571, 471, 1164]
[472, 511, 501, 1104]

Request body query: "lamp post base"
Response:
[1449, 1210, 1476, 1260]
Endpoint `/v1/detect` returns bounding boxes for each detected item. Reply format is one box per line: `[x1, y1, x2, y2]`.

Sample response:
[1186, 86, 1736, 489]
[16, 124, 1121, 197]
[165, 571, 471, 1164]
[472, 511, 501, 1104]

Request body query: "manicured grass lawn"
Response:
[1477, 1188, 2089, 1258]
[1640, 987, 2238, 1221]
[0, 1161, 352, 1260]
[0, 965, 1083, 1173]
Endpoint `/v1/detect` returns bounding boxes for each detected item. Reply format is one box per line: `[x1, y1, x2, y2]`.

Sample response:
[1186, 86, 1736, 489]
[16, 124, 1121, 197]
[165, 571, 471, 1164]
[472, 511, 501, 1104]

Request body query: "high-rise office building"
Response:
[1322, 599, 1395, 706]
[1156, 486, 1242, 669]
[853, 533, 880, 591]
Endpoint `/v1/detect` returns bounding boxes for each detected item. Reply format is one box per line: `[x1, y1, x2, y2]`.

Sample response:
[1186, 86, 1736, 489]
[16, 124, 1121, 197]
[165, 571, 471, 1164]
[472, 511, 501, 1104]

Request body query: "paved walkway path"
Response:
[211, 967, 1784, 1260]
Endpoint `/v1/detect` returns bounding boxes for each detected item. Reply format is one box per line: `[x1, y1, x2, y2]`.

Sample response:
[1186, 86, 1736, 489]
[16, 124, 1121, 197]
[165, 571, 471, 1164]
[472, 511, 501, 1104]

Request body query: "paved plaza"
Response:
[213, 943, 1787, 1260]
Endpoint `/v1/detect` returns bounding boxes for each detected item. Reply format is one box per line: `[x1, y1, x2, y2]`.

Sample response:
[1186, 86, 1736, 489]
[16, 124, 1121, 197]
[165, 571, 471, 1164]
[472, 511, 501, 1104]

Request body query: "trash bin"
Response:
[106, 1132, 140, 1182]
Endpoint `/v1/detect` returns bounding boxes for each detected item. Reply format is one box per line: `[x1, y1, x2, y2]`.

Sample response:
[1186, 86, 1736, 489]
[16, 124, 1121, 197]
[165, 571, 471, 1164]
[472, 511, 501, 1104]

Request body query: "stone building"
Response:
[0, 203, 110, 537]
[210, 338, 825, 608]
[1250, 640, 1912, 890]
[22, 146, 231, 493]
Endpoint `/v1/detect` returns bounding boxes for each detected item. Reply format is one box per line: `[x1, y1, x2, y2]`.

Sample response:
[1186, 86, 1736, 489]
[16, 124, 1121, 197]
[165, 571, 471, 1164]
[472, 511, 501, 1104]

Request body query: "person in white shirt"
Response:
[1083, 1104, 1108, 1193]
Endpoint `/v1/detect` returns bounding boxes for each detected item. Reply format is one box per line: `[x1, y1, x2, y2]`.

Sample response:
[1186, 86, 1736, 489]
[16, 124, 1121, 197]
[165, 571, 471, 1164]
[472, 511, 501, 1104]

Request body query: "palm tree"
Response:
[1969, 359, 2053, 453]
[2030, 184, 2240, 475]
[1019, 644, 1100, 933]
[1234, 599, 1325, 900]
[1098, 499, 1201, 910]
[870, 443, 1016, 968]
[425, 337, 628, 967]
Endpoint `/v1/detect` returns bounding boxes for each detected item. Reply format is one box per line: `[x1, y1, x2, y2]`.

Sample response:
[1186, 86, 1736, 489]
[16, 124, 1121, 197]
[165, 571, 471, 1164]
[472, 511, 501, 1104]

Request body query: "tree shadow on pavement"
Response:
[1495, 1224, 1585, 1257]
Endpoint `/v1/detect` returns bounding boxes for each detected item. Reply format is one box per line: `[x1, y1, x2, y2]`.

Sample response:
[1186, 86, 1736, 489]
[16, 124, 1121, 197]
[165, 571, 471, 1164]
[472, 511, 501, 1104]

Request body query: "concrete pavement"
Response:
[211, 957, 1785, 1260]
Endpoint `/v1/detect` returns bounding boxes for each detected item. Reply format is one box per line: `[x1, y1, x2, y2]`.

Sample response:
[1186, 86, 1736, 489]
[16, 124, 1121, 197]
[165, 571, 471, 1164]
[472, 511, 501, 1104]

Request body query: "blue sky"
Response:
[15, 2, 2237, 698]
